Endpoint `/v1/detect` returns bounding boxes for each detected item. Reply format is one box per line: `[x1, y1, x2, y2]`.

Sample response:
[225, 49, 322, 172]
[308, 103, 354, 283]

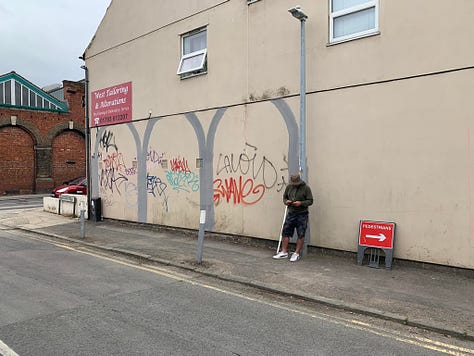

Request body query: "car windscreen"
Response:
[68, 177, 86, 185]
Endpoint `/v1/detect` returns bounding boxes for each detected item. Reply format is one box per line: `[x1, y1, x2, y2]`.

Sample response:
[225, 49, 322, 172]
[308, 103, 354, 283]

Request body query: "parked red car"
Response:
[52, 177, 87, 198]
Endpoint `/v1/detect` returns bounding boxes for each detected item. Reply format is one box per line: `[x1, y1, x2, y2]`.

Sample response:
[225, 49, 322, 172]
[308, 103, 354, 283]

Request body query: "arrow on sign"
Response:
[365, 233, 386, 242]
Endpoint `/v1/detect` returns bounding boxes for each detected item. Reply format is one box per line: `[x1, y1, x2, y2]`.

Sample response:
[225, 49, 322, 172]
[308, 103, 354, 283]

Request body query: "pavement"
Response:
[0, 204, 473, 341]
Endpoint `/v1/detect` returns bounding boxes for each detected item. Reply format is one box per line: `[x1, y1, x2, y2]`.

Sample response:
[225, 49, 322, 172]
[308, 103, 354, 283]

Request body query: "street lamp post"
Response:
[80, 64, 91, 220]
[288, 5, 308, 182]
[289, 5, 310, 256]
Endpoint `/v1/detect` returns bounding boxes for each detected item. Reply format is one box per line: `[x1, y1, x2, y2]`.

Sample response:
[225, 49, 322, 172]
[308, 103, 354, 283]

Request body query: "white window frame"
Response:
[329, 0, 379, 44]
[177, 49, 207, 75]
[177, 28, 207, 76]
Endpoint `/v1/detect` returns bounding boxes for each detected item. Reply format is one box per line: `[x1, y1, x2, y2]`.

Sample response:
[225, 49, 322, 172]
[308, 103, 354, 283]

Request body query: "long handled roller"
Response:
[276, 205, 288, 254]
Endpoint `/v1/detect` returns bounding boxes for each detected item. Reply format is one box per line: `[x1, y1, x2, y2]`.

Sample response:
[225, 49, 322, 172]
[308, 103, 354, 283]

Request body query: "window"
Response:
[330, 0, 378, 43]
[30, 90, 35, 106]
[177, 28, 207, 76]
[37, 94, 43, 108]
[5, 81, 11, 104]
[22, 86, 29, 106]
[15, 81, 21, 105]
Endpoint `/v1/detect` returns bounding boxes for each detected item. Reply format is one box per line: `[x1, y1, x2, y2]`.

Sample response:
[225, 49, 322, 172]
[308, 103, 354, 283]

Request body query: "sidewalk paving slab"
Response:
[1, 208, 473, 341]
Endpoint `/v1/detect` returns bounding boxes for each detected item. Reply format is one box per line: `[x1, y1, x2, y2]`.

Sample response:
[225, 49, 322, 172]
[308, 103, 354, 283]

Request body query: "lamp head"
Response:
[288, 5, 308, 20]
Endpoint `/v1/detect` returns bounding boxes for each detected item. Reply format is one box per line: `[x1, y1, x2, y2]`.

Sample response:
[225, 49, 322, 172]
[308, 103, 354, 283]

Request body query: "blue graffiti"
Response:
[146, 174, 167, 197]
[146, 173, 169, 212]
[165, 171, 200, 193]
[146, 149, 165, 165]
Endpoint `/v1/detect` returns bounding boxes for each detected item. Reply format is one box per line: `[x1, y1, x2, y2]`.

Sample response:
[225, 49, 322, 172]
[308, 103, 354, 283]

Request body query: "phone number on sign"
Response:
[97, 113, 129, 125]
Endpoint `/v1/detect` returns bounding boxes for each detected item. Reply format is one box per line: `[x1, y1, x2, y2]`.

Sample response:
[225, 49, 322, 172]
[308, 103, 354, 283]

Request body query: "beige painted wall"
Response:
[87, 0, 474, 115]
[311, 70, 474, 267]
[86, 0, 474, 268]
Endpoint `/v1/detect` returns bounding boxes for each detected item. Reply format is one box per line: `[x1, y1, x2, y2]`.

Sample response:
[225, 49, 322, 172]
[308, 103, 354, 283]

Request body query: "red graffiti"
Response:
[170, 157, 190, 173]
[213, 176, 265, 206]
[103, 152, 126, 171]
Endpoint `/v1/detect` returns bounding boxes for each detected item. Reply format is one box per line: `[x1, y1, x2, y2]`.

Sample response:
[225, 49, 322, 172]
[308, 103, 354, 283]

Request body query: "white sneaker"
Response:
[273, 251, 288, 259]
[290, 253, 300, 262]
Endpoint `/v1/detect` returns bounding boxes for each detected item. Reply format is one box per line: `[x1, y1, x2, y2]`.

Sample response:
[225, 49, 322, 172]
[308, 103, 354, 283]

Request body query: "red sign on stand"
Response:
[359, 220, 395, 249]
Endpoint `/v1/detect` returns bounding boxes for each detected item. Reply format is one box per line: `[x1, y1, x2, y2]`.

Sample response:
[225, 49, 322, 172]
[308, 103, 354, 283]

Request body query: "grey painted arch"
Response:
[271, 98, 299, 175]
[185, 108, 227, 231]
[92, 120, 159, 222]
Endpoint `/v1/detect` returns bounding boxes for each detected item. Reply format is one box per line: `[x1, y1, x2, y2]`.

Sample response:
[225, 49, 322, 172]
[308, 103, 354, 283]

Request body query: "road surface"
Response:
[0, 228, 472, 355]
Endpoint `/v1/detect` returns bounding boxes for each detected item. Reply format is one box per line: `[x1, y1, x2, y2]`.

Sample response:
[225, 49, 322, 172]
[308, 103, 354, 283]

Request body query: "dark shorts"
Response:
[282, 212, 309, 239]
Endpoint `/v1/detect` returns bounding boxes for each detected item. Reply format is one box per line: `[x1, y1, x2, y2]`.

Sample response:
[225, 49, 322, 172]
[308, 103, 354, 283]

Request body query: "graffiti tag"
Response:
[213, 176, 265, 206]
[216, 142, 282, 189]
[166, 171, 199, 193]
[98, 130, 118, 152]
[170, 157, 191, 173]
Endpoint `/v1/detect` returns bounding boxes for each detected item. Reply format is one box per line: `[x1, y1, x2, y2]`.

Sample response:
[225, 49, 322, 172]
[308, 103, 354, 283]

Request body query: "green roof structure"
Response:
[0, 71, 68, 112]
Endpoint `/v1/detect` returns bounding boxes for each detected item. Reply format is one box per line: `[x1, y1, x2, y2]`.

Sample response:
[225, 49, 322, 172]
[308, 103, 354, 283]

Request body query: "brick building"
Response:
[0, 71, 86, 194]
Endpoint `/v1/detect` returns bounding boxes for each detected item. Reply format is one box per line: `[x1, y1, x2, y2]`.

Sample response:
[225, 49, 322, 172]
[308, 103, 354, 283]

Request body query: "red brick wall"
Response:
[0, 126, 35, 194]
[52, 131, 86, 186]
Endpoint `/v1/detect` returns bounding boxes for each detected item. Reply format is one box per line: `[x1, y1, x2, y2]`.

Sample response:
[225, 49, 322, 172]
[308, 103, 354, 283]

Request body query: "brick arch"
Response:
[0, 125, 35, 194]
[45, 121, 85, 147]
[0, 116, 43, 146]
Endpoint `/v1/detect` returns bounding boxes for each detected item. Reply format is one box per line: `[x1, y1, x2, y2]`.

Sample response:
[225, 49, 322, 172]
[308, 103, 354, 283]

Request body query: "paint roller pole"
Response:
[276, 205, 288, 253]
[196, 209, 206, 264]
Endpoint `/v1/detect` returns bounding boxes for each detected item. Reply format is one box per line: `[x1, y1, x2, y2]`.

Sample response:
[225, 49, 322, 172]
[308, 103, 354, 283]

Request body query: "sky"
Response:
[0, 0, 111, 88]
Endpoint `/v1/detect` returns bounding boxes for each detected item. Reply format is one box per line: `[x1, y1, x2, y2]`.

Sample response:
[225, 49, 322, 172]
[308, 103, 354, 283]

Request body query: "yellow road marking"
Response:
[54, 243, 76, 251]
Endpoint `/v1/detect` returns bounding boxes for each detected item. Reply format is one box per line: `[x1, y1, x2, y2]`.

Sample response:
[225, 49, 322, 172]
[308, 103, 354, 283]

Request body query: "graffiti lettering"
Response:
[146, 149, 165, 164]
[125, 167, 137, 176]
[103, 152, 126, 171]
[216, 142, 280, 189]
[147, 173, 169, 212]
[170, 157, 190, 173]
[146, 174, 167, 197]
[213, 176, 265, 206]
[98, 130, 118, 152]
[166, 171, 199, 193]
[100, 168, 128, 194]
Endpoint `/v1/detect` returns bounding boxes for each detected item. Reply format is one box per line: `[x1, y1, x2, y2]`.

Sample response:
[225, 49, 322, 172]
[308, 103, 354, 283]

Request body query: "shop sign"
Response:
[91, 81, 132, 127]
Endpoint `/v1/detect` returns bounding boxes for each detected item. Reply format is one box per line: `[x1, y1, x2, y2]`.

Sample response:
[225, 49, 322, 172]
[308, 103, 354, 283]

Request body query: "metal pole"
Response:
[300, 18, 307, 182]
[81, 64, 91, 220]
[196, 158, 207, 264]
[300, 17, 310, 257]
[80, 201, 85, 239]
[196, 209, 206, 264]
[289, 6, 310, 256]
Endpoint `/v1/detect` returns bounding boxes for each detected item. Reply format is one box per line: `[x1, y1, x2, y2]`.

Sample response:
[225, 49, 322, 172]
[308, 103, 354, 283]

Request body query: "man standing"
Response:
[273, 173, 313, 262]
